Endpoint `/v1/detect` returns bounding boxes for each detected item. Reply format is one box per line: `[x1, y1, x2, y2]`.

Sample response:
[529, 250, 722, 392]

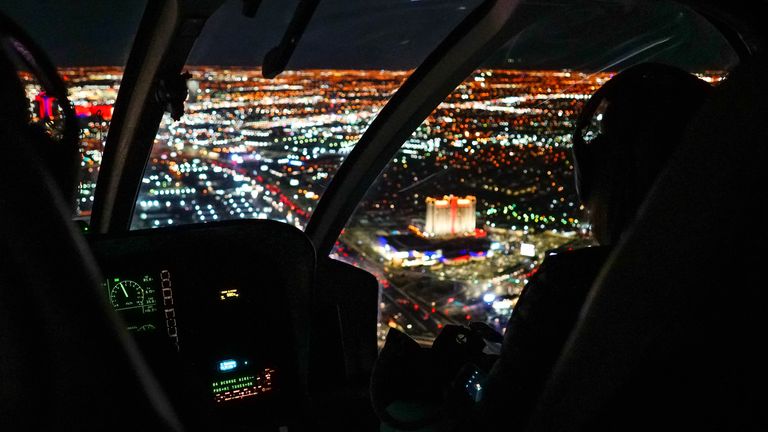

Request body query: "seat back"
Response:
[526, 52, 768, 431]
[0, 30, 182, 431]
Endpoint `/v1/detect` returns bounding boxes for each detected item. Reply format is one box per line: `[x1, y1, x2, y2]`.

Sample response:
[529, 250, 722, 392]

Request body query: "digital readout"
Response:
[212, 363, 275, 403]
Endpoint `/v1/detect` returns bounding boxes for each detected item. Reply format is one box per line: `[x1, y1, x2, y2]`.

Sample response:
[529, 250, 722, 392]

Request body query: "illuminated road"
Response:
[338, 233, 460, 340]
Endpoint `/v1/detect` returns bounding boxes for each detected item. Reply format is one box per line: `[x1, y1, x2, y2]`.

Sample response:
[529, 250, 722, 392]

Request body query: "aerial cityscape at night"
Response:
[22, 66, 721, 343]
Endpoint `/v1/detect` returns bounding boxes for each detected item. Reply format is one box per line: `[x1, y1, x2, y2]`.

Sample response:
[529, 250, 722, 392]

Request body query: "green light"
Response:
[212, 368, 275, 403]
[212, 375, 256, 394]
[105, 274, 161, 333]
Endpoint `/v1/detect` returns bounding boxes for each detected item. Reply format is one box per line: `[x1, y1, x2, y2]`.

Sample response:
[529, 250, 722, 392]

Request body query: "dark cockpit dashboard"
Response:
[86, 220, 315, 431]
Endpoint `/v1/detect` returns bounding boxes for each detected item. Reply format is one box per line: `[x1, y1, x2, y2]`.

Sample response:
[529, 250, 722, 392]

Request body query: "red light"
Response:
[446, 255, 470, 263]
[74, 104, 114, 120]
[34, 92, 57, 119]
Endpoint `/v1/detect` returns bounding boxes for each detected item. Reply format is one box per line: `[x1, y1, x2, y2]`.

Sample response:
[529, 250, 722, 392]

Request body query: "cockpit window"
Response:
[3, 0, 147, 221]
[130, 0, 482, 230]
[334, 0, 736, 344]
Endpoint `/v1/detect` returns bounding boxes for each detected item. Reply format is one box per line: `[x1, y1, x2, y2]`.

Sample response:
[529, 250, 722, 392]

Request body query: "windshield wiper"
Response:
[262, 0, 320, 79]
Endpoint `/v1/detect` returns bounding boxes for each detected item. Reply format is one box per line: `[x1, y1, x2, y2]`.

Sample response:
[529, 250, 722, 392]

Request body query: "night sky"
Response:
[1, 0, 737, 71]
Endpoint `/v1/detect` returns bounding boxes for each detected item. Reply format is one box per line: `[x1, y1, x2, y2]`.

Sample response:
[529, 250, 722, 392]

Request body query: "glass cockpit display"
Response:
[211, 357, 275, 403]
[103, 273, 160, 333]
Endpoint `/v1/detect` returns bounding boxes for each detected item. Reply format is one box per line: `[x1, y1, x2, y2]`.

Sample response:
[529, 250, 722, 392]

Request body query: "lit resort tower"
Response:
[424, 195, 476, 237]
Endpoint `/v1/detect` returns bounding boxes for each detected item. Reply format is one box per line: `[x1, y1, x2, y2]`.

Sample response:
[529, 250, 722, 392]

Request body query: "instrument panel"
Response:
[103, 271, 178, 348]
[104, 273, 163, 331]
[88, 221, 315, 431]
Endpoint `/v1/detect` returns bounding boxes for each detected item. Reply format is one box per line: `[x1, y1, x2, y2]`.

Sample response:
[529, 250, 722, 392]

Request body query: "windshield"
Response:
[334, 0, 736, 344]
[130, 0, 482, 230]
[2, 0, 146, 221]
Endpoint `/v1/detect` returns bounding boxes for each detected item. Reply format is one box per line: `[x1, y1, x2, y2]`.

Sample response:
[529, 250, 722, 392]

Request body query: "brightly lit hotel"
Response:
[377, 195, 491, 267]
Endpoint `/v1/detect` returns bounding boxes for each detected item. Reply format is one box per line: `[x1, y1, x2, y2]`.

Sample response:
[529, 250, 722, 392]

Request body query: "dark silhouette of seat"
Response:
[480, 63, 713, 430]
[0, 19, 182, 430]
[526, 41, 768, 432]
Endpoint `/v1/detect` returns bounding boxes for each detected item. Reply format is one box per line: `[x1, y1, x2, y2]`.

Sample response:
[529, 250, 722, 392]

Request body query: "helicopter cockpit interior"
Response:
[1, 0, 767, 431]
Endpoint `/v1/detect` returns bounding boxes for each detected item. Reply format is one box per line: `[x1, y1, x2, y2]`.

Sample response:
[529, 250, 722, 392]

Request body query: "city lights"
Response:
[24, 66, 721, 343]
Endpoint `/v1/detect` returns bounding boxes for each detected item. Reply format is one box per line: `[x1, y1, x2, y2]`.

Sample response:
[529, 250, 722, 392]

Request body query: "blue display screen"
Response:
[219, 359, 238, 372]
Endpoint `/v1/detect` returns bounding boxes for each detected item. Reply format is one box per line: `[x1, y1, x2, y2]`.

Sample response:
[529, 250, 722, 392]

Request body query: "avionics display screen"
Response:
[103, 272, 168, 330]
[209, 286, 278, 403]
[211, 357, 275, 403]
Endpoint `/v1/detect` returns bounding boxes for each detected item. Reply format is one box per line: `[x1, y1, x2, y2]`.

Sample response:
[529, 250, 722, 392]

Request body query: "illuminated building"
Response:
[74, 104, 114, 120]
[33, 91, 56, 120]
[424, 195, 476, 237]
